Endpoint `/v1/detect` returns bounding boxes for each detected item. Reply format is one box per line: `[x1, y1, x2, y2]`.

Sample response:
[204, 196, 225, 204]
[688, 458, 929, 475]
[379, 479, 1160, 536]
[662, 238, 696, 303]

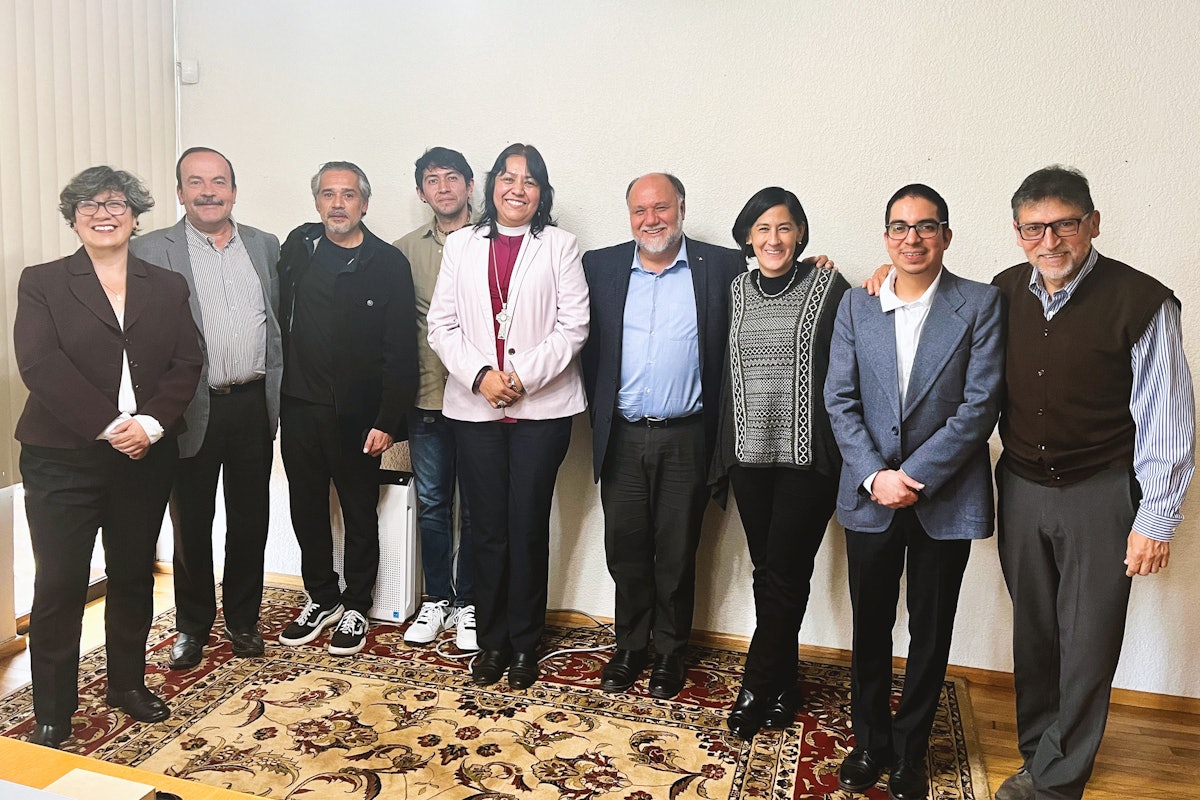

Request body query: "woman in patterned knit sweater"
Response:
[710, 187, 850, 739]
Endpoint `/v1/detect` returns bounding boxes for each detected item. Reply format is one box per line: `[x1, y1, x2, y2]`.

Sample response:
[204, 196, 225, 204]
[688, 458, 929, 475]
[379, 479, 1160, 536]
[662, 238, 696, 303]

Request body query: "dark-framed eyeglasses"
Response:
[76, 199, 130, 216]
[1015, 216, 1087, 241]
[885, 220, 947, 240]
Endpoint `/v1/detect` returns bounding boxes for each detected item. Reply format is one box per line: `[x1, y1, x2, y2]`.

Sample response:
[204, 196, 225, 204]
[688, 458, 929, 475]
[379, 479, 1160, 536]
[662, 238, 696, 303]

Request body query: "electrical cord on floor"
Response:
[440, 608, 617, 672]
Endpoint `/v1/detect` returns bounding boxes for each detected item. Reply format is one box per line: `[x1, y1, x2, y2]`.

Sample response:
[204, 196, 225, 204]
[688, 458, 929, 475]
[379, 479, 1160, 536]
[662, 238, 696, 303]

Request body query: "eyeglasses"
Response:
[885, 221, 946, 240]
[76, 199, 130, 216]
[1015, 216, 1088, 241]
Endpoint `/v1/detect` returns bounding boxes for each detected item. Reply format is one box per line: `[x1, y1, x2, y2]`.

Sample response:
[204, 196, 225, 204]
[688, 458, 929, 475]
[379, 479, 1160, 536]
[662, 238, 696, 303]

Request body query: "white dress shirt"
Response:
[864, 266, 943, 494]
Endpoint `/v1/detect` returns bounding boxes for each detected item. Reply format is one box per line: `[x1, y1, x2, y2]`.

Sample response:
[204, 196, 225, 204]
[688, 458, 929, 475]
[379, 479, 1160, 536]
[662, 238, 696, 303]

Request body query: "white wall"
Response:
[176, 0, 1200, 697]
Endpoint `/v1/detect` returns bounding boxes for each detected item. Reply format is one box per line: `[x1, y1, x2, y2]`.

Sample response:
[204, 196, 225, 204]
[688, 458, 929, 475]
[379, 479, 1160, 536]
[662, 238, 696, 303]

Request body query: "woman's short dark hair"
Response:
[731, 186, 809, 262]
[477, 143, 555, 238]
[58, 165, 155, 226]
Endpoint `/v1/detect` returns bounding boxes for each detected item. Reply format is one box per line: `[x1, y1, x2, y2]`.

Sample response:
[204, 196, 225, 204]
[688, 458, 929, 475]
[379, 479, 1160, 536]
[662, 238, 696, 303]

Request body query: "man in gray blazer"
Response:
[130, 146, 282, 669]
[824, 185, 1004, 800]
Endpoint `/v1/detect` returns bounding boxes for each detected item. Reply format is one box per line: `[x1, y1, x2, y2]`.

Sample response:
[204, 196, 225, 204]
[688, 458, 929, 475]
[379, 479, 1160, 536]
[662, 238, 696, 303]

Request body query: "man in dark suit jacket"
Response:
[824, 185, 1004, 800]
[130, 147, 282, 670]
[581, 173, 744, 699]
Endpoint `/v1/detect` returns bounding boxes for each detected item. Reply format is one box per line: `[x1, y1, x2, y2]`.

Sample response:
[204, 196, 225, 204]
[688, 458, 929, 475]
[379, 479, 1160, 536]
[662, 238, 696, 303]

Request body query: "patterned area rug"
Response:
[1, 587, 989, 799]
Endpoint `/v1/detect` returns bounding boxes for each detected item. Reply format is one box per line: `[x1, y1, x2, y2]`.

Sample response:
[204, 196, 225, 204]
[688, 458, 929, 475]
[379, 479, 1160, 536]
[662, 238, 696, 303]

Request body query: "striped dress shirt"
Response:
[185, 219, 267, 388]
[1027, 248, 1195, 541]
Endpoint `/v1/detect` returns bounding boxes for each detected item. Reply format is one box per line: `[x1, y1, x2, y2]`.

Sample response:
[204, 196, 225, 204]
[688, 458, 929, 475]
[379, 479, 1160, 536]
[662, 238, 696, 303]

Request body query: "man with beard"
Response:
[131, 147, 281, 669]
[394, 147, 478, 651]
[275, 161, 418, 657]
[991, 166, 1194, 800]
[580, 173, 745, 698]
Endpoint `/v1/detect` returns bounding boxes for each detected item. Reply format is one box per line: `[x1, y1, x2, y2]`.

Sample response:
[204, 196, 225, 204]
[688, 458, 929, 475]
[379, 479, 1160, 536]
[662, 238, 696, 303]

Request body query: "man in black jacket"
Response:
[275, 161, 418, 656]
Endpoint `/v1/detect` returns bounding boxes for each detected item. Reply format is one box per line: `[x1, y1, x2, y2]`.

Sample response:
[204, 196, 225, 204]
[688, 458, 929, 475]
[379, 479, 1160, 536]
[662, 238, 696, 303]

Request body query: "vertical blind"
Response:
[0, 0, 177, 485]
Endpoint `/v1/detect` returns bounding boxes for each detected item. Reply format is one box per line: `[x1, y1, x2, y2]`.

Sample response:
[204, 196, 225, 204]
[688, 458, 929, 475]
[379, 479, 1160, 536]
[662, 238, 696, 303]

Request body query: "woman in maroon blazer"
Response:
[13, 166, 202, 748]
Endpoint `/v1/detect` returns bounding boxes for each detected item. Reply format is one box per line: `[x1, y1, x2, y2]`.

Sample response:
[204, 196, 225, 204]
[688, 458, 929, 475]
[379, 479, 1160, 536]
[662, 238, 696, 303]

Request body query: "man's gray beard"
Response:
[635, 230, 683, 255]
[325, 219, 356, 237]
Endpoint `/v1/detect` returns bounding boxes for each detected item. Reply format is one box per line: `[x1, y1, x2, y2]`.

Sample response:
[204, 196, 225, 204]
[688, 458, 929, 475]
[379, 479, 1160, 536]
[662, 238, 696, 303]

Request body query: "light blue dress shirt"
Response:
[617, 239, 703, 421]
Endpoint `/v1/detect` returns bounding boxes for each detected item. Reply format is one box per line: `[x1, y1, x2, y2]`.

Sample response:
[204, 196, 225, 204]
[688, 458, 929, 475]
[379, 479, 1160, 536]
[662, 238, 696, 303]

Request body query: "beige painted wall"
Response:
[176, 0, 1200, 697]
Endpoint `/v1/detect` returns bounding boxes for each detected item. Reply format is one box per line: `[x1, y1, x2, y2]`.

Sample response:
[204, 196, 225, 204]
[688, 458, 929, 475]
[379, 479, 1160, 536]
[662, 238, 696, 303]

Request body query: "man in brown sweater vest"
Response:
[991, 167, 1194, 800]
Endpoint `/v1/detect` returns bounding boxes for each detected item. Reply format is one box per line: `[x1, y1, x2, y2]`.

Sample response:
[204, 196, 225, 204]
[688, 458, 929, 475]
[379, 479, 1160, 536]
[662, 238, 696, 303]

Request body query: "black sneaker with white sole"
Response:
[328, 610, 368, 656]
[278, 600, 344, 646]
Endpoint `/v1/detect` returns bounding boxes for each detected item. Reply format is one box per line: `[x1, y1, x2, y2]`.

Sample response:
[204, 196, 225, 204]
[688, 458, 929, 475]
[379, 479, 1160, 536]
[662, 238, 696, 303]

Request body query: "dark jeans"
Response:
[408, 408, 473, 605]
[21, 439, 177, 725]
[729, 465, 837, 695]
[280, 399, 381, 614]
[171, 382, 272, 635]
[600, 417, 709, 655]
[453, 417, 572, 654]
[845, 509, 971, 762]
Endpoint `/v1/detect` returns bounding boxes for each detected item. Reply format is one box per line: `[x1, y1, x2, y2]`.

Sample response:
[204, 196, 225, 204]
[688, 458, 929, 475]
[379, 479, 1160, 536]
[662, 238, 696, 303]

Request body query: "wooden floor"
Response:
[0, 574, 1196, 798]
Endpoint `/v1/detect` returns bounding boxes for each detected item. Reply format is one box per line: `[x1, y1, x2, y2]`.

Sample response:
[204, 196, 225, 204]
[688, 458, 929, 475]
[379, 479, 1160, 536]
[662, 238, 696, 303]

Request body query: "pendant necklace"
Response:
[490, 240, 512, 340]
[98, 277, 125, 302]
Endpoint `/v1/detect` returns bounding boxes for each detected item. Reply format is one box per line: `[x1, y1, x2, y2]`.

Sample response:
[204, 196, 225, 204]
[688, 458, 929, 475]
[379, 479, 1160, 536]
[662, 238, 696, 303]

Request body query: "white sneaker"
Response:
[453, 605, 478, 651]
[404, 600, 450, 645]
[328, 610, 368, 656]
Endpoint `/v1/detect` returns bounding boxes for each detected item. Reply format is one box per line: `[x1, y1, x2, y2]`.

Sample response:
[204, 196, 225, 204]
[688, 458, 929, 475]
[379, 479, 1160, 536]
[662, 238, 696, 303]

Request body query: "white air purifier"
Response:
[332, 470, 422, 624]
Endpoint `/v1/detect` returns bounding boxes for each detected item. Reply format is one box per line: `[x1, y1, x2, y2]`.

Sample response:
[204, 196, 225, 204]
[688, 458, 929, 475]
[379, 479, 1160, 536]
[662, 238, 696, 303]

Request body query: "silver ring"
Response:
[496, 400, 506, 408]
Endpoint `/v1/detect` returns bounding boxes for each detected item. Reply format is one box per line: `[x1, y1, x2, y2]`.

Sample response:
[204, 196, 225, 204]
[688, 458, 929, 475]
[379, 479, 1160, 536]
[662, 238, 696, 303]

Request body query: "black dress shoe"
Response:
[168, 632, 204, 670]
[27, 722, 71, 748]
[838, 747, 887, 792]
[471, 649, 511, 686]
[763, 685, 802, 729]
[507, 651, 540, 689]
[106, 687, 170, 723]
[647, 652, 686, 699]
[726, 688, 768, 739]
[888, 757, 928, 800]
[226, 627, 266, 657]
[600, 648, 648, 693]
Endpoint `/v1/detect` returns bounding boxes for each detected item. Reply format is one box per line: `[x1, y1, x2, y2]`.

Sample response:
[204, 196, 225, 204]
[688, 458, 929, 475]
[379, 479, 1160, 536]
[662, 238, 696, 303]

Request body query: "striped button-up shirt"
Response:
[185, 218, 267, 388]
[1027, 248, 1195, 540]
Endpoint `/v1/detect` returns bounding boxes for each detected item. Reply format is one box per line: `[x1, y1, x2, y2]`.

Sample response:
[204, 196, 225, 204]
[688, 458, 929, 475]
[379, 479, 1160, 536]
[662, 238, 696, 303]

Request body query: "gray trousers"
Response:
[997, 464, 1135, 800]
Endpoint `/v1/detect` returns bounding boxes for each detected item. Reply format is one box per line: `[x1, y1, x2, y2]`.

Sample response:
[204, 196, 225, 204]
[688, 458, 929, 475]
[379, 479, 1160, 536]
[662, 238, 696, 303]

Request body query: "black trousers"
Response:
[845, 509, 971, 761]
[600, 417, 709, 655]
[171, 382, 271, 635]
[280, 399, 381, 614]
[729, 465, 837, 695]
[453, 417, 572, 654]
[997, 465, 1135, 800]
[21, 439, 177, 725]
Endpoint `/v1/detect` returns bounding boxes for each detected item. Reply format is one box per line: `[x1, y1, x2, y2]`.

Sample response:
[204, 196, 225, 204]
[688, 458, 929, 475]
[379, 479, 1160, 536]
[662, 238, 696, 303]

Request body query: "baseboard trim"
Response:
[545, 609, 1200, 714]
[0, 634, 27, 660]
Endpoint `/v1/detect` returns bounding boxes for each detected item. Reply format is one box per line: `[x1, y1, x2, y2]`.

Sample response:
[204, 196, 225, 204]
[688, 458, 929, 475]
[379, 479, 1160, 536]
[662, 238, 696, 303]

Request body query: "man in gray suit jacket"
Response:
[130, 147, 282, 669]
[824, 185, 1004, 800]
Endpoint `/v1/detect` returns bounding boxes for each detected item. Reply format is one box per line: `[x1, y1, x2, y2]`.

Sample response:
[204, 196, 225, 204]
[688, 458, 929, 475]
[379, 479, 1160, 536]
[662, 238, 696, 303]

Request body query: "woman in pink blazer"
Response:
[427, 143, 588, 690]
